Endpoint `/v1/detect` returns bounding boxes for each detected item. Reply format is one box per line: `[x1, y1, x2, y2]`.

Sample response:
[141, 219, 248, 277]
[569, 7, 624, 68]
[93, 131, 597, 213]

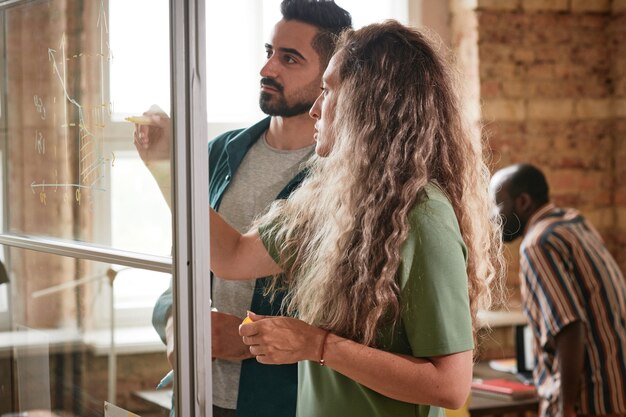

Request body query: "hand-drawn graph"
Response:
[29, 0, 113, 207]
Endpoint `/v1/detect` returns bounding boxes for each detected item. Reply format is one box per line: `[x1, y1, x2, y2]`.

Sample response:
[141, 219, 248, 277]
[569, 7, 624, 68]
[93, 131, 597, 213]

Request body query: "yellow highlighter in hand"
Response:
[125, 115, 153, 125]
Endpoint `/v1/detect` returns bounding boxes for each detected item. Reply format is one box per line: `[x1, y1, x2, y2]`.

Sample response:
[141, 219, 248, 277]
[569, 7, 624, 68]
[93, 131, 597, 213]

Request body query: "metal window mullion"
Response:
[171, 0, 210, 416]
[0, 233, 171, 273]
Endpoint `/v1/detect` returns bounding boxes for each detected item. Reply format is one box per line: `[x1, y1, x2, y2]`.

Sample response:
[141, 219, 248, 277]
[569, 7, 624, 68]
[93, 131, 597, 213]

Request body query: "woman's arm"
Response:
[210, 208, 282, 279]
[324, 336, 471, 409]
[323, 335, 471, 409]
[240, 314, 472, 409]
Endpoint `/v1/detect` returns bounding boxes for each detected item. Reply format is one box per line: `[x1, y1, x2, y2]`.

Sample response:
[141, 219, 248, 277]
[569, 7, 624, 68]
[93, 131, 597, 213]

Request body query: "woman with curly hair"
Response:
[210, 20, 503, 417]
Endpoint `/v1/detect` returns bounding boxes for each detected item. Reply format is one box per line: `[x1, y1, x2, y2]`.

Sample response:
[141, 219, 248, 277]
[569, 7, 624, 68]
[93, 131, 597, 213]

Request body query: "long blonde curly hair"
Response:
[261, 21, 504, 347]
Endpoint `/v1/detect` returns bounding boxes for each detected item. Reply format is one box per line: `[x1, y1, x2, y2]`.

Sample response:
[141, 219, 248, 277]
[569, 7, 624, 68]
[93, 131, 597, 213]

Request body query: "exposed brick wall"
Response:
[476, 0, 626, 297]
[610, 5, 626, 276]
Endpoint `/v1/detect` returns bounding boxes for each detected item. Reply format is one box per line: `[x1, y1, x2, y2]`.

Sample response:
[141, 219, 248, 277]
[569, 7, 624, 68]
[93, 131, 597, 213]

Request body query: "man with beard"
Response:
[490, 163, 626, 417]
[136, 2, 351, 416]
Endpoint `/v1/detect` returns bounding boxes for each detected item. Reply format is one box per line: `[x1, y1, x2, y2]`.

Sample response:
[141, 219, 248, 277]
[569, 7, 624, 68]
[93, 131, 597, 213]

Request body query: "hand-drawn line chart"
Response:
[30, 0, 114, 206]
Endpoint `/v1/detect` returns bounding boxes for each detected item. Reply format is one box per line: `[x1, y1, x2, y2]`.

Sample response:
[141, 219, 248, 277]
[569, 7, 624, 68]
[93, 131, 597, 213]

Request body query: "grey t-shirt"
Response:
[212, 132, 313, 410]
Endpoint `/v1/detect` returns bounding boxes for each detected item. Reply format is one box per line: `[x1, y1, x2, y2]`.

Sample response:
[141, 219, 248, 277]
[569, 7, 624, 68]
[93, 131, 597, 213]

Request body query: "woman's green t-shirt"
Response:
[259, 184, 474, 417]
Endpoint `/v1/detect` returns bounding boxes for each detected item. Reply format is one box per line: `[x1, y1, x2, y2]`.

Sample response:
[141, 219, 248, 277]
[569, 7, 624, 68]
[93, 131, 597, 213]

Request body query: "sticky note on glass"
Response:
[125, 115, 153, 125]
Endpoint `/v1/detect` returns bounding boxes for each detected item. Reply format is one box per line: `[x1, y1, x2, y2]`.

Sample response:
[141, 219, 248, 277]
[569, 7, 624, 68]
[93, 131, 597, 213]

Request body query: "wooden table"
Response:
[469, 363, 539, 417]
[132, 365, 536, 416]
[469, 394, 539, 417]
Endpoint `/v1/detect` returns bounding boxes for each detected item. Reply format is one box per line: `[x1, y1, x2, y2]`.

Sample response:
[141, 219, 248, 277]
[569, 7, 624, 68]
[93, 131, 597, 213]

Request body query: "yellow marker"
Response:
[242, 316, 253, 324]
[125, 115, 153, 125]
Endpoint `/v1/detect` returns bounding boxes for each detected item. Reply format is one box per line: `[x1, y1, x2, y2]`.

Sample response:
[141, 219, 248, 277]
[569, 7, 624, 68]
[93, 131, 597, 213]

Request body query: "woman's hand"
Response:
[239, 312, 328, 365]
[240, 313, 472, 408]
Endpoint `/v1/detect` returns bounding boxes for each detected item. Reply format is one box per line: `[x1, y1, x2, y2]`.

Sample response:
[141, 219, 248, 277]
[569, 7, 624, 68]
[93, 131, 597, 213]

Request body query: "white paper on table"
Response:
[104, 401, 141, 417]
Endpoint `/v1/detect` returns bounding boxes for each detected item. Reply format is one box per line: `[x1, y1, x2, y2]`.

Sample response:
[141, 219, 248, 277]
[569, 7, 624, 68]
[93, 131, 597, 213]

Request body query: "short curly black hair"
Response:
[280, 0, 352, 67]
[507, 163, 550, 205]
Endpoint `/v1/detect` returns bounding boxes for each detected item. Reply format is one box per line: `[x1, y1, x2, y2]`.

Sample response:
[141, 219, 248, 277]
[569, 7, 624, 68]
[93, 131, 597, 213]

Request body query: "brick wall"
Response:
[611, 2, 626, 278]
[476, 0, 626, 297]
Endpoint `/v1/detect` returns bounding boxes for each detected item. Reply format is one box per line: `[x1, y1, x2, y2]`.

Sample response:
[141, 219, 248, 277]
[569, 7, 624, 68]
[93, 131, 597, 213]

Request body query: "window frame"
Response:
[170, 0, 212, 413]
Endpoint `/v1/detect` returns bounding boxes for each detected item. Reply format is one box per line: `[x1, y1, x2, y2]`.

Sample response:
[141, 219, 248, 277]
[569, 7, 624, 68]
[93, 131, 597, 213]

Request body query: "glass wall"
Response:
[0, 0, 209, 415]
[0, 247, 170, 416]
[2, 0, 172, 254]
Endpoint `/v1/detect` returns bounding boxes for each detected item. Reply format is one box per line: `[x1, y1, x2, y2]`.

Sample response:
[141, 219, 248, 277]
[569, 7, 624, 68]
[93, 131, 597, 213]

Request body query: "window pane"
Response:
[0, 151, 6, 315]
[2, 0, 172, 257]
[0, 246, 168, 415]
[340, 0, 408, 26]
[0, 285, 7, 313]
[204, 0, 408, 124]
[205, 0, 276, 123]
[111, 151, 171, 256]
[110, 0, 408, 125]
[113, 267, 170, 311]
[109, 0, 171, 120]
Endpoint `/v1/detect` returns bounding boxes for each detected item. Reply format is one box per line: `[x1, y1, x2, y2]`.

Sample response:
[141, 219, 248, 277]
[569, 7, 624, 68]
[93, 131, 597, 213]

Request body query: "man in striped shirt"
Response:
[490, 163, 626, 417]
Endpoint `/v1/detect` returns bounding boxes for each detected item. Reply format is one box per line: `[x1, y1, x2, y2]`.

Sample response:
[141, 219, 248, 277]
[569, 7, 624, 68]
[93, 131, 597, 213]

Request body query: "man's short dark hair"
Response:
[280, 0, 352, 67]
[508, 163, 550, 205]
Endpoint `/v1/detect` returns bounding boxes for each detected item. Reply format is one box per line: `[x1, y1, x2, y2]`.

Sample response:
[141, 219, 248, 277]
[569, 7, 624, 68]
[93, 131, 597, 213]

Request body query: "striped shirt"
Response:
[519, 203, 626, 417]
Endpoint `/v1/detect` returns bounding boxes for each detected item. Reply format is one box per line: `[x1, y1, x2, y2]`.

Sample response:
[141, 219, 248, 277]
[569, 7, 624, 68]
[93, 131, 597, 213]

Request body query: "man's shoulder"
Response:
[522, 207, 583, 251]
[210, 128, 245, 145]
[523, 221, 557, 250]
[209, 118, 271, 150]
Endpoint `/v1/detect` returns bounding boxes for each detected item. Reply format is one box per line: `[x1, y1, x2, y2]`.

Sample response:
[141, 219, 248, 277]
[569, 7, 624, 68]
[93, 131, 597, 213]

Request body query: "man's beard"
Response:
[501, 212, 526, 243]
[259, 77, 316, 117]
[259, 92, 315, 117]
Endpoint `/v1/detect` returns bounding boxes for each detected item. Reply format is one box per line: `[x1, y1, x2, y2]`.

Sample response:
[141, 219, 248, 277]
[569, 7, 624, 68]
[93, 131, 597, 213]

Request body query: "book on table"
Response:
[471, 378, 537, 400]
[488, 358, 517, 373]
